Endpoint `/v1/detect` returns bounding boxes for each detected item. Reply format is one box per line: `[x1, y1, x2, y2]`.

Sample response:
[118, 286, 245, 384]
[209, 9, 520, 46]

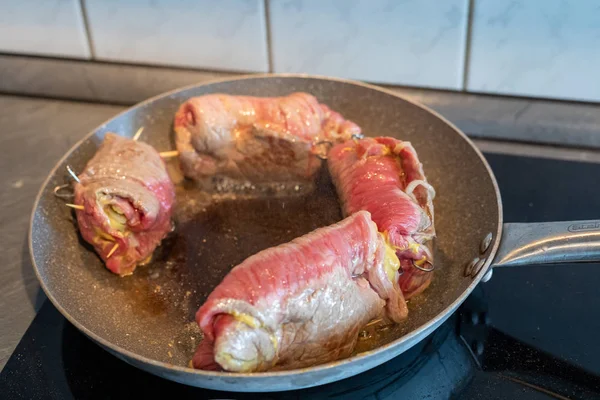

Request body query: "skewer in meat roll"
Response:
[72, 133, 175, 276]
[328, 137, 435, 299]
[193, 211, 407, 372]
[174, 92, 361, 183]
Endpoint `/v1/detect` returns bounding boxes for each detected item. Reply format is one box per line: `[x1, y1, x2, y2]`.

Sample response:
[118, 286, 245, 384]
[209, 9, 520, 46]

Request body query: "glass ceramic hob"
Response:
[2, 153, 600, 399]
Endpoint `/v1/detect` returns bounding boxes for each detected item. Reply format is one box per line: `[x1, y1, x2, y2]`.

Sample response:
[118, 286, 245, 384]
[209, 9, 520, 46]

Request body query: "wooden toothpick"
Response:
[132, 127, 144, 141]
[107, 243, 119, 258]
[159, 150, 179, 159]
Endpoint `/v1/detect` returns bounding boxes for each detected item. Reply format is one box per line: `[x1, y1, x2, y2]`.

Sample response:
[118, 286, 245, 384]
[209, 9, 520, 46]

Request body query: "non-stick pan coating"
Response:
[30, 75, 502, 391]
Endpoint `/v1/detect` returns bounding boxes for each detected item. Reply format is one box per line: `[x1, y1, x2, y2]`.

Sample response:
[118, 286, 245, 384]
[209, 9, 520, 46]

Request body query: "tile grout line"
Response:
[263, 0, 275, 73]
[461, 0, 475, 91]
[78, 0, 96, 59]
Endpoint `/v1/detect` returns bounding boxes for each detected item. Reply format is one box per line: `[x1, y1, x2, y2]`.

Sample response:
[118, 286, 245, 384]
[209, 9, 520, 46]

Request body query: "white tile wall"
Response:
[83, 0, 269, 72]
[2, 0, 599, 105]
[0, 0, 90, 59]
[268, 0, 470, 90]
[467, 0, 600, 102]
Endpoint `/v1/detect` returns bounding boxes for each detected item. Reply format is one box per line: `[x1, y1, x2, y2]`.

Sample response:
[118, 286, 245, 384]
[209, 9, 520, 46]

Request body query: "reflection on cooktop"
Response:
[1, 302, 471, 399]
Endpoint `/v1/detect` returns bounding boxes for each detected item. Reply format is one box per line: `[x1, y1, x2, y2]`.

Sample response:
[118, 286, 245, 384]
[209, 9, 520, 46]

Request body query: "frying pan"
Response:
[29, 75, 599, 392]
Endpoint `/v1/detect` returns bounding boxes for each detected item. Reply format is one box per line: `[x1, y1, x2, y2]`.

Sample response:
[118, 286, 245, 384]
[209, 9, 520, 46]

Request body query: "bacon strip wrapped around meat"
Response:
[73, 133, 175, 276]
[328, 137, 435, 299]
[174, 92, 361, 183]
[193, 211, 406, 372]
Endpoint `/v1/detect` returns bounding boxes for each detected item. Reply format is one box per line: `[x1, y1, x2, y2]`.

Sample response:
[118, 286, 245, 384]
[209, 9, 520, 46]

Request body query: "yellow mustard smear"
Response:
[217, 352, 254, 373]
[408, 242, 428, 266]
[217, 315, 279, 372]
[94, 227, 115, 242]
[230, 311, 260, 329]
[230, 312, 279, 356]
[104, 205, 127, 232]
[380, 233, 400, 282]
[270, 334, 278, 352]
[93, 203, 129, 244]
[408, 242, 420, 254]
[414, 256, 427, 266]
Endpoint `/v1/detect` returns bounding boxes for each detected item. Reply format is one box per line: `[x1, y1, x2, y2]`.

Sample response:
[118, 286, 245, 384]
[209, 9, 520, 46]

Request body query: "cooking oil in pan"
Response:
[117, 167, 428, 363]
[120, 168, 341, 343]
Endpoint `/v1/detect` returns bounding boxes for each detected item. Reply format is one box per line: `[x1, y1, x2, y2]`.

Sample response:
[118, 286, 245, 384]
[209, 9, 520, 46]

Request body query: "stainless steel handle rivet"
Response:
[464, 257, 479, 277]
[480, 232, 493, 254]
[471, 258, 487, 278]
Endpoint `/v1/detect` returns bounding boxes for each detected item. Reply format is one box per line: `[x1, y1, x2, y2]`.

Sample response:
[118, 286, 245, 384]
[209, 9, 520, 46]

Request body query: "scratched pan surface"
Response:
[30, 75, 502, 392]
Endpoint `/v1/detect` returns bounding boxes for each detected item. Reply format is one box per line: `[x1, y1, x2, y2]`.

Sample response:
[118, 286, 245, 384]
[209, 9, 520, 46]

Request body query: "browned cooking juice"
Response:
[169, 167, 343, 313]
[120, 165, 422, 361]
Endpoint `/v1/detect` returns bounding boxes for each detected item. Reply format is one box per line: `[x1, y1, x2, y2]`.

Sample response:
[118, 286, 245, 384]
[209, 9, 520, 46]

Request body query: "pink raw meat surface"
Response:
[73, 133, 175, 276]
[174, 92, 361, 183]
[328, 137, 436, 299]
[193, 211, 406, 372]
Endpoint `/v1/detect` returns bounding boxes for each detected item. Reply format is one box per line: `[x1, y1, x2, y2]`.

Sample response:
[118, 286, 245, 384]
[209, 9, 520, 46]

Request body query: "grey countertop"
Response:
[0, 95, 124, 369]
[3, 55, 600, 149]
[2, 91, 600, 372]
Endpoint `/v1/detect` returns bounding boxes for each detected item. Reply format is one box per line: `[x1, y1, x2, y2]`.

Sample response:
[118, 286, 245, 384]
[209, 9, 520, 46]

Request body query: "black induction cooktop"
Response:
[2, 152, 600, 399]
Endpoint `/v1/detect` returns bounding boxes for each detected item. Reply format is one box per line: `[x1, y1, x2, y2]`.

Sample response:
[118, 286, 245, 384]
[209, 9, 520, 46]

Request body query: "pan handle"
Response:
[492, 220, 600, 268]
